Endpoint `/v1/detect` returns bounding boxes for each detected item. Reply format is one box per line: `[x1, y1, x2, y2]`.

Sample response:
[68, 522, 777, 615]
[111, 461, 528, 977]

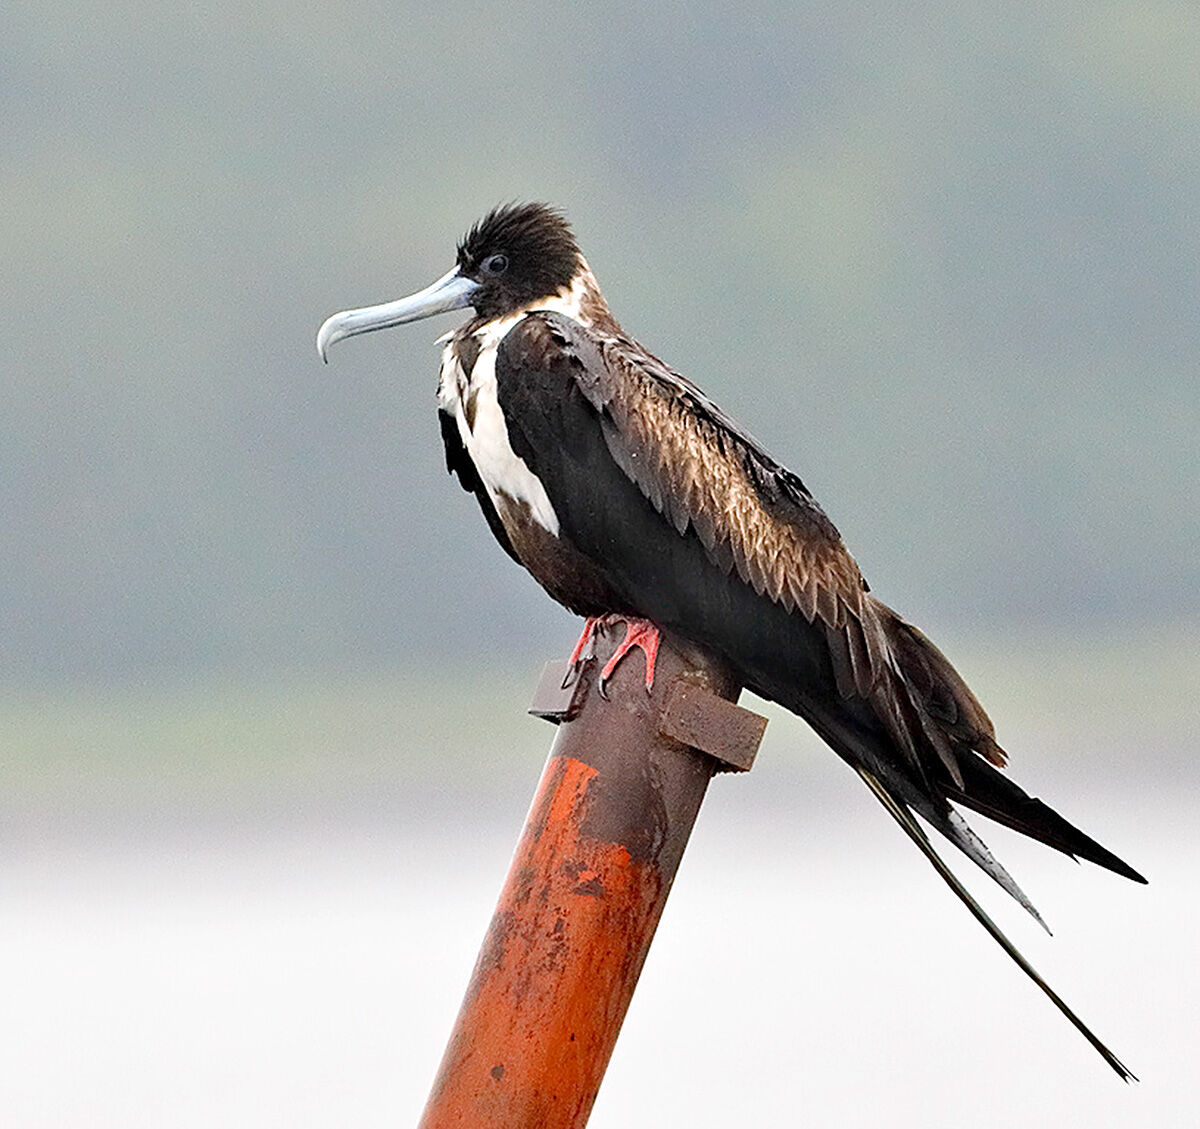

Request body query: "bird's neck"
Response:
[457, 259, 622, 344]
[550, 259, 621, 334]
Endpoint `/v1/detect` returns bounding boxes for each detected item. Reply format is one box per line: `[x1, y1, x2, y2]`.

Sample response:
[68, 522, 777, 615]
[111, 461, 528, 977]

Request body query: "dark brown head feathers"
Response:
[456, 203, 583, 318]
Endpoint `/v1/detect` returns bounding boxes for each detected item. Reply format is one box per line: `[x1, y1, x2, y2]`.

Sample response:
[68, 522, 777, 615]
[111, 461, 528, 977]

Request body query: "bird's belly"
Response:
[492, 493, 626, 616]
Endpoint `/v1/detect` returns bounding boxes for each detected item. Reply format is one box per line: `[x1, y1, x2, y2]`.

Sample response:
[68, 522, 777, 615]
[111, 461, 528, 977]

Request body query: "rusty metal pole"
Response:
[416, 624, 767, 1129]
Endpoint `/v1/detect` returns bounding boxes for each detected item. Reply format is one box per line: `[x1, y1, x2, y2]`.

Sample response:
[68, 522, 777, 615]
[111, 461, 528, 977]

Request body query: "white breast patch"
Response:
[438, 313, 561, 537]
[435, 275, 603, 539]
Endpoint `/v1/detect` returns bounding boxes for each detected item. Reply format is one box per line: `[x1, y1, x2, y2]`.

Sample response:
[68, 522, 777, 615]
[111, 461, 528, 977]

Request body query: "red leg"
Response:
[567, 617, 600, 668]
[562, 616, 601, 688]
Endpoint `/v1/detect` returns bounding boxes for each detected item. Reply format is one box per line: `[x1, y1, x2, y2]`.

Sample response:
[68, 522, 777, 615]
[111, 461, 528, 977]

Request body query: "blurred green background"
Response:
[2, 3, 1197, 1126]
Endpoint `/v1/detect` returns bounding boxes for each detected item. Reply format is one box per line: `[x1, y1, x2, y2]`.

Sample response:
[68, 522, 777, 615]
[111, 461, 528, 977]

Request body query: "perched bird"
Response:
[317, 202, 1144, 1077]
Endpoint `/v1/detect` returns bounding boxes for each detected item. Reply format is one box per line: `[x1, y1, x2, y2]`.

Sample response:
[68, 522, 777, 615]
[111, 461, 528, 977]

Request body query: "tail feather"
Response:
[871, 604, 1146, 885]
[760, 594, 1144, 1076]
[803, 711, 1048, 926]
[855, 767, 1137, 1082]
[941, 806, 1048, 932]
[949, 756, 1148, 884]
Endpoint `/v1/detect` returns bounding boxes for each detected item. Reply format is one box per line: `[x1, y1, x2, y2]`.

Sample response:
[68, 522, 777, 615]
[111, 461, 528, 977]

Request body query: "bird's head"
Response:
[317, 202, 585, 360]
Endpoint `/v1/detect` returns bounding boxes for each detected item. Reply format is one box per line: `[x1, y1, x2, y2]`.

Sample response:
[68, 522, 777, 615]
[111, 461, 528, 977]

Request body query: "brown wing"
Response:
[538, 312, 1005, 785]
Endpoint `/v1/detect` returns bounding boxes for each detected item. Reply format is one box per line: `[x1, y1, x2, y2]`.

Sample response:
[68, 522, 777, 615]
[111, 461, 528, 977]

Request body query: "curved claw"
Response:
[596, 618, 661, 695]
[562, 616, 662, 697]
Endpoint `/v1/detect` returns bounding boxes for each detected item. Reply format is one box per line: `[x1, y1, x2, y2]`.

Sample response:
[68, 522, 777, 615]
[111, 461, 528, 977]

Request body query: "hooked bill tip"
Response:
[315, 313, 344, 363]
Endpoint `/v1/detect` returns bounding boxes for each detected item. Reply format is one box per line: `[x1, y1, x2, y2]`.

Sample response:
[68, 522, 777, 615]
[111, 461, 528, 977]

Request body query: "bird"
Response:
[317, 201, 1145, 1078]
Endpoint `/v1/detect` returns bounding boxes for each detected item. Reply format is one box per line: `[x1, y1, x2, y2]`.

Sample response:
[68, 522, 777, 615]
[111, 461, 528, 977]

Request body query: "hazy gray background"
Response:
[3, 3, 1197, 1126]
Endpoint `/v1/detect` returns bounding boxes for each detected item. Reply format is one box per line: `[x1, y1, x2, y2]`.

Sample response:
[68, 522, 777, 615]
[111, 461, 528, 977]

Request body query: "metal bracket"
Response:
[529, 661, 765, 773]
[658, 679, 765, 773]
[528, 661, 589, 723]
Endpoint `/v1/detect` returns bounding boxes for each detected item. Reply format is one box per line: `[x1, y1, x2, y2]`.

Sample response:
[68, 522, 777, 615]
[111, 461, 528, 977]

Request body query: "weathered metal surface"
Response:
[527, 660, 586, 722]
[659, 679, 767, 773]
[418, 629, 764, 1129]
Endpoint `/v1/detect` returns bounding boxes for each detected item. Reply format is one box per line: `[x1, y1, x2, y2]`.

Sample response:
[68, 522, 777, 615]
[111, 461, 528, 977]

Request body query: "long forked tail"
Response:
[946, 754, 1148, 883]
[855, 766, 1137, 1082]
[876, 610, 1148, 884]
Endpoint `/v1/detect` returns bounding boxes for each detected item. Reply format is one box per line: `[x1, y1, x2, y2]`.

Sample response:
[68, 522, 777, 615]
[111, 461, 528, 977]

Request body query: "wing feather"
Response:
[504, 313, 1026, 793]
[551, 318, 871, 633]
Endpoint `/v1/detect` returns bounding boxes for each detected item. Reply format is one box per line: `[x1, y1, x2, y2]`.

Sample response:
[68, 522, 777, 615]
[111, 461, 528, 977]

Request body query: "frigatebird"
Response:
[317, 202, 1144, 1077]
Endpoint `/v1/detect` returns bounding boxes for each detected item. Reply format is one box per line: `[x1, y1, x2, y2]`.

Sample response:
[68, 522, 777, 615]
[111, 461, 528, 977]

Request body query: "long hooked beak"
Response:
[316, 268, 480, 362]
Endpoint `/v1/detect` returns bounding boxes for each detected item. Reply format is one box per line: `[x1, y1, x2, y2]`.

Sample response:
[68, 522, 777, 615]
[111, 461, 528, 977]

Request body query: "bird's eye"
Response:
[482, 253, 509, 275]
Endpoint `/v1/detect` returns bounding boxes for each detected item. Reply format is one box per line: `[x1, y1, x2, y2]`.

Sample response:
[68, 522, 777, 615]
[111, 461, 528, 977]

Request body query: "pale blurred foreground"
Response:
[2, 632, 1196, 1128]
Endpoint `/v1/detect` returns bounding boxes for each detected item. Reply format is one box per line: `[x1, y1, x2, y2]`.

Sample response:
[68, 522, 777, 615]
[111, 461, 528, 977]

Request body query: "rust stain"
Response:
[523, 755, 571, 840]
[418, 755, 669, 1129]
[461, 908, 514, 1010]
[572, 875, 606, 898]
[418, 629, 747, 1128]
[558, 861, 606, 898]
[580, 756, 669, 864]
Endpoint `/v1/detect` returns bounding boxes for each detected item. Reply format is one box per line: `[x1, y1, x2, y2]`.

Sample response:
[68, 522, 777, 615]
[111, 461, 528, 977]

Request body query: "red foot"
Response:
[598, 617, 661, 696]
[563, 615, 662, 696]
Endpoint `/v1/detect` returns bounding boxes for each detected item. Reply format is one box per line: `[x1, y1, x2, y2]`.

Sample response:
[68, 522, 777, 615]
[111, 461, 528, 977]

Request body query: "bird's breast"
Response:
[438, 316, 561, 537]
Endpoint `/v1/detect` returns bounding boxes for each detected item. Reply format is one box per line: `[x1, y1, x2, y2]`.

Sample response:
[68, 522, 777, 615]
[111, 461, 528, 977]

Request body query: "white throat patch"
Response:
[436, 276, 600, 538]
[435, 266, 607, 537]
